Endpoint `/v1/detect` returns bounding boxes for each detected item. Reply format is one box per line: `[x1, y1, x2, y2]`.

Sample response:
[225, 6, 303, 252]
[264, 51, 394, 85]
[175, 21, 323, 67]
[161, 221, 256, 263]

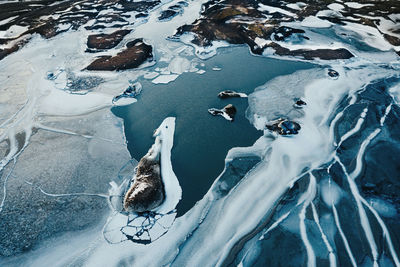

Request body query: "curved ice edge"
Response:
[153, 117, 182, 214]
[109, 117, 182, 214]
[102, 117, 181, 244]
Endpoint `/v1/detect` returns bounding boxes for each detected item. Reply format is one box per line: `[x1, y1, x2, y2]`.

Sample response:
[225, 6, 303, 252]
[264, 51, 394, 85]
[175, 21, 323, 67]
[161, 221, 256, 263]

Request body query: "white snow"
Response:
[344, 2, 374, 9]
[321, 179, 343, 207]
[258, 4, 296, 17]
[0, 16, 18, 26]
[286, 3, 302, 11]
[39, 89, 113, 116]
[168, 57, 191, 74]
[301, 16, 333, 28]
[254, 37, 271, 48]
[153, 117, 182, 213]
[0, 25, 28, 38]
[327, 3, 345, 11]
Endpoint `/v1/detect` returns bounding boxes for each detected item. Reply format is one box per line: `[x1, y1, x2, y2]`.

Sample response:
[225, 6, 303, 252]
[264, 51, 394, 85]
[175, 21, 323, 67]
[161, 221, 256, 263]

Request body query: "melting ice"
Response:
[0, 0, 400, 266]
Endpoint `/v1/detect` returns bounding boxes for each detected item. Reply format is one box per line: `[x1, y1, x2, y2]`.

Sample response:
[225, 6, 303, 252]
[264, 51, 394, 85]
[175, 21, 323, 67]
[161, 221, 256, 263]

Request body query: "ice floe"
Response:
[152, 74, 179, 84]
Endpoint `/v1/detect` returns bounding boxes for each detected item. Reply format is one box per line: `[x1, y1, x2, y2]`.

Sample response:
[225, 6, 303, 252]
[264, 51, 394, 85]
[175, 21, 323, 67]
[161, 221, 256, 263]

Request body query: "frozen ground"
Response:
[0, 0, 400, 266]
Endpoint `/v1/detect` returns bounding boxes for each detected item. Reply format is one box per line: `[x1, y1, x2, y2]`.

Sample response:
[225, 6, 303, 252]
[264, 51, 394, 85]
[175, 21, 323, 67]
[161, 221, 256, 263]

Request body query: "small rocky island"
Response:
[218, 90, 247, 99]
[124, 136, 165, 213]
[208, 104, 237, 121]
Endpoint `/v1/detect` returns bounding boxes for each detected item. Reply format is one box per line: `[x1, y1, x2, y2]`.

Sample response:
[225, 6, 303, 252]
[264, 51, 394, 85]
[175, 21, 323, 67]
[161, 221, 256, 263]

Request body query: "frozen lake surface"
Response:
[113, 46, 314, 214]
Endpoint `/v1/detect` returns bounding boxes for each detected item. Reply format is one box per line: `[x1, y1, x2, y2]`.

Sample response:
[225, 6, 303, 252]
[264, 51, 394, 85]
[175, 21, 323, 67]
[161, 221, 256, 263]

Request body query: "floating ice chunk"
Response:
[152, 74, 179, 84]
[168, 57, 191, 74]
[143, 72, 159, 79]
[113, 98, 137, 106]
[301, 16, 333, 28]
[367, 198, 398, 218]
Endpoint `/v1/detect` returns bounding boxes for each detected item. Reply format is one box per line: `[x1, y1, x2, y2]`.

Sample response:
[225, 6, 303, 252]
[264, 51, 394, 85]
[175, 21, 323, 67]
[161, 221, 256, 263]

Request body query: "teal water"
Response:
[112, 46, 314, 215]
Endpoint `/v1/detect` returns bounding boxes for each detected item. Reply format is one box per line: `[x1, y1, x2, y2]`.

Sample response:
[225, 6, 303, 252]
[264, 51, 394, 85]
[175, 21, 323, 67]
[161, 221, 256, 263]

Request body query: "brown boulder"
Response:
[87, 29, 131, 51]
[86, 39, 153, 71]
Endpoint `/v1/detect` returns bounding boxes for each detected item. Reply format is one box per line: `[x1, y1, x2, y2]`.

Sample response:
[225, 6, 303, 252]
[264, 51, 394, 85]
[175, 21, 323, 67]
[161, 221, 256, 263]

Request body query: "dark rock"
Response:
[0, 44, 20, 61]
[224, 104, 237, 118]
[293, 98, 306, 108]
[328, 68, 339, 78]
[270, 43, 354, 60]
[120, 0, 161, 13]
[158, 1, 188, 21]
[158, 9, 179, 21]
[383, 33, 400, 46]
[135, 12, 148, 18]
[86, 29, 131, 51]
[208, 104, 237, 121]
[86, 39, 153, 71]
[218, 90, 247, 98]
[266, 118, 301, 135]
[124, 138, 165, 213]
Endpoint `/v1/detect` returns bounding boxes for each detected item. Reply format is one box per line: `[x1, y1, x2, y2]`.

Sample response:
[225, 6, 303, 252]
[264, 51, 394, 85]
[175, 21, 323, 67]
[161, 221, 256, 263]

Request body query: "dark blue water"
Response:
[112, 46, 314, 215]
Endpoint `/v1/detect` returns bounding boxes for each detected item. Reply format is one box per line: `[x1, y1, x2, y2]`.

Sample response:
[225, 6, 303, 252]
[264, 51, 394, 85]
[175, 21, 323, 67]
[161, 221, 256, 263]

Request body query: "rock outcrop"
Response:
[86, 29, 131, 52]
[86, 39, 153, 71]
[218, 90, 247, 99]
[208, 104, 237, 121]
[124, 136, 165, 213]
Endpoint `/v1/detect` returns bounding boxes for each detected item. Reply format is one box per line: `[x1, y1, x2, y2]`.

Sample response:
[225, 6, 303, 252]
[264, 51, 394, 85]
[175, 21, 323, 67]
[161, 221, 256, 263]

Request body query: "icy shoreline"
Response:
[1, 0, 400, 265]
